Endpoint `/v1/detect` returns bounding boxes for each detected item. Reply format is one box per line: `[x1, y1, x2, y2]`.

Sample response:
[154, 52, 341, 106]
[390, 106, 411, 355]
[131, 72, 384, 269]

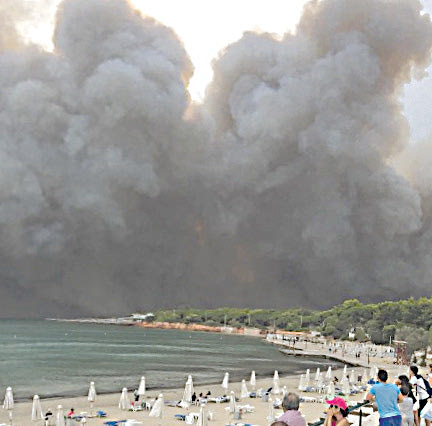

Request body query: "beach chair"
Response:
[103, 421, 127, 426]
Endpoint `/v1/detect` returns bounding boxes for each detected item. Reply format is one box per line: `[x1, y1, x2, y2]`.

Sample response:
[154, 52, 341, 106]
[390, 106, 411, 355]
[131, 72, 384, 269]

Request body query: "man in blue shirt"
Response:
[366, 369, 403, 426]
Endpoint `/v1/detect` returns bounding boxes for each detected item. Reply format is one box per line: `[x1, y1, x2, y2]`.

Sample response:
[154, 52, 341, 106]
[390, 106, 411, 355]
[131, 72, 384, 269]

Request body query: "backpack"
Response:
[416, 375, 432, 397]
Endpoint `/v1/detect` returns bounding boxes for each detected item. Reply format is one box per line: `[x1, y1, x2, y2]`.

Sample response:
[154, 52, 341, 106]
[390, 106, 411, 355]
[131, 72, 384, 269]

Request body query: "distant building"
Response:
[131, 313, 155, 322]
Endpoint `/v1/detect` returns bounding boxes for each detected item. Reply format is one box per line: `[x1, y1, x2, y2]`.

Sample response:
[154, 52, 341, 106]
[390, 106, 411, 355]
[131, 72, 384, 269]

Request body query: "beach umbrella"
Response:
[31, 395, 43, 422]
[369, 366, 375, 379]
[349, 370, 355, 384]
[56, 405, 65, 426]
[316, 373, 323, 391]
[326, 381, 335, 398]
[241, 380, 249, 399]
[119, 387, 130, 411]
[282, 385, 287, 396]
[267, 396, 274, 424]
[250, 371, 256, 390]
[298, 374, 305, 391]
[197, 405, 208, 426]
[138, 376, 146, 400]
[149, 393, 164, 418]
[88, 381, 97, 416]
[341, 377, 350, 396]
[222, 372, 229, 392]
[180, 375, 194, 407]
[326, 366, 332, 379]
[229, 391, 237, 414]
[315, 368, 321, 382]
[362, 368, 367, 384]
[273, 370, 280, 394]
[3, 386, 14, 425]
[343, 365, 347, 377]
[305, 369, 310, 386]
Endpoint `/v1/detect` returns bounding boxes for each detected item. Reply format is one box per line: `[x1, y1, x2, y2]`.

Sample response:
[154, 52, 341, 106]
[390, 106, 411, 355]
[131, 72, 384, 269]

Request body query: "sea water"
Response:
[0, 319, 342, 400]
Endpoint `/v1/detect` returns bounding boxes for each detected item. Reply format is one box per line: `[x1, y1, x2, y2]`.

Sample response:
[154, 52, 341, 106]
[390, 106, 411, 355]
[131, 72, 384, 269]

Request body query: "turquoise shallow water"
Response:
[0, 320, 342, 400]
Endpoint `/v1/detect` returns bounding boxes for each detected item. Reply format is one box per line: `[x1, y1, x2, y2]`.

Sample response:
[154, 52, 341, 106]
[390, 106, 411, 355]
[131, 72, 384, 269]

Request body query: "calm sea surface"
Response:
[0, 320, 342, 400]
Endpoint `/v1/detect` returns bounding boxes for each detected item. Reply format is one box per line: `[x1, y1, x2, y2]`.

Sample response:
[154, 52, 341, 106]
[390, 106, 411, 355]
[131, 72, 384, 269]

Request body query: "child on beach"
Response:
[399, 386, 414, 426]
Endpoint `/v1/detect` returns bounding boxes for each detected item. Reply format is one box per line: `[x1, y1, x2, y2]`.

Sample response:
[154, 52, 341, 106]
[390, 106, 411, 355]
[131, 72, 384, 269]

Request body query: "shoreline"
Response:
[2, 359, 404, 426]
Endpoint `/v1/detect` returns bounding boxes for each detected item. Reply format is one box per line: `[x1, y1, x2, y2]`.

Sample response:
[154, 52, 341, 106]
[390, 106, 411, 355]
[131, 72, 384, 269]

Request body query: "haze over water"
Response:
[0, 320, 342, 400]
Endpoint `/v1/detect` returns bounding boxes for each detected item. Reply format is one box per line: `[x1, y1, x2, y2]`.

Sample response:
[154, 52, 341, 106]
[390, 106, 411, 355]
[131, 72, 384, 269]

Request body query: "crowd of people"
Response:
[271, 365, 432, 426]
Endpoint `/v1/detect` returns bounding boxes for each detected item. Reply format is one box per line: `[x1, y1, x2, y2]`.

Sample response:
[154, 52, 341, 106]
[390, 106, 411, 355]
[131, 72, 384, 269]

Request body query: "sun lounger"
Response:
[97, 410, 107, 418]
[207, 396, 230, 403]
[165, 400, 181, 407]
[103, 421, 127, 426]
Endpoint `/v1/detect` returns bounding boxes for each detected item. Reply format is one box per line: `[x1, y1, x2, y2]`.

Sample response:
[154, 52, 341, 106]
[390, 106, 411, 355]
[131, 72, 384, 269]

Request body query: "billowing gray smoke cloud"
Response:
[1, 0, 432, 317]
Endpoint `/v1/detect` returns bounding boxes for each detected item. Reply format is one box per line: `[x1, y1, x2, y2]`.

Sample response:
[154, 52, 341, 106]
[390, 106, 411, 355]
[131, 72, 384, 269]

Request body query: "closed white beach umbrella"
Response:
[222, 372, 229, 391]
[149, 393, 163, 418]
[88, 381, 96, 402]
[343, 365, 347, 377]
[119, 388, 130, 411]
[362, 368, 368, 384]
[88, 381, 96, 416]
[282, 385, 287, 396]
[250, 371, 256, 389]
[138, 376, 146, 399]
[56, 405, 65, 426]
[349, 369, 355, 384]
[267, 396, 274, 424]
[341, 377, 350, 396]
[3, 387, 14, 424]
[181, 375, 194, 407]
[298, 374, 305, 391]
[369, 365, 375, 379]
[3, 387, 13, 410]
[273, 370, 280, 394]
[197, 406, 208, 426]
[316, 373, 323, 390]
[31, 395, 43, 422]
[326, 366, 332, 379]
[305, 369, 310, 385]
[326, 381, 335, 398]
[315, 368, 321, 382]
[241, 380, 249, 399]
[229, 391, 236, 414]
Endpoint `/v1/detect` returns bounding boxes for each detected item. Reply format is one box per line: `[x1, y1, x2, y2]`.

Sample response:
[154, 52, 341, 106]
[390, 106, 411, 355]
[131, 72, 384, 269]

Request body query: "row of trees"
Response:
[150, 297, 432, 353]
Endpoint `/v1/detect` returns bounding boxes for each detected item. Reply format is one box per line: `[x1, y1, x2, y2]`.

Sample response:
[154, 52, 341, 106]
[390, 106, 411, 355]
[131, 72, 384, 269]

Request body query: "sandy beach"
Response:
[0, 340, 407, 426]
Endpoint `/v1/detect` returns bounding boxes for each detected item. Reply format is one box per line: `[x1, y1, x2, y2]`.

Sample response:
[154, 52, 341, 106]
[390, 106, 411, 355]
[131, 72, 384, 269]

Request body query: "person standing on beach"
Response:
[409, 365, 431, 426]
[366, 369, 403, 426]
[278, 392, 306, 426]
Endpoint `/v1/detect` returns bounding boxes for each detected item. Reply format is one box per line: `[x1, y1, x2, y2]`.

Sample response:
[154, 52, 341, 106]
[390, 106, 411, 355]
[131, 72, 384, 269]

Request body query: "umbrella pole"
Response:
[8, 409, 13, 425]
[90, 401, 94, 417]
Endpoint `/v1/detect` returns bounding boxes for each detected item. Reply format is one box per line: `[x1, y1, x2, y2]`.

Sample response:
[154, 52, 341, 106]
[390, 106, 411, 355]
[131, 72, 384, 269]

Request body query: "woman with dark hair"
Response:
[398, 375, 417, 403]
[324, 397, 350, 426]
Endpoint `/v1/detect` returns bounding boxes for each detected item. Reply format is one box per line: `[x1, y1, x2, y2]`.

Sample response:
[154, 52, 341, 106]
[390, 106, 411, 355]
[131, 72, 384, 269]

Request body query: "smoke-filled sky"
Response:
[1, 0, 432, 318]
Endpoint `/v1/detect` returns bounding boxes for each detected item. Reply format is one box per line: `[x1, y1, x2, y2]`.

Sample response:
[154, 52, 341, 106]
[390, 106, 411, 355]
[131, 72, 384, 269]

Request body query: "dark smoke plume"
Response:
[0, 0, 432, 317]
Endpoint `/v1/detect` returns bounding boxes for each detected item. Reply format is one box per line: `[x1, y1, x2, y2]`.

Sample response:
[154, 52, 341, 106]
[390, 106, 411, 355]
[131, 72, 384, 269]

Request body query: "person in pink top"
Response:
[278, 393, 306, 426]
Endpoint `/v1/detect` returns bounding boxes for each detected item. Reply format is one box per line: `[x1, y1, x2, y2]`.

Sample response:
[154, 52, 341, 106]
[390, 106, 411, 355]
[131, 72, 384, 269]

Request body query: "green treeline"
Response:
[152, 298, 432, 352]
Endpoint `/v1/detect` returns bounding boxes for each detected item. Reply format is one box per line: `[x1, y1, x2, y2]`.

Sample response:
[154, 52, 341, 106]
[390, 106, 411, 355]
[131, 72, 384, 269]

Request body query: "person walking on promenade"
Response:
[366, 369, 403, 426]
